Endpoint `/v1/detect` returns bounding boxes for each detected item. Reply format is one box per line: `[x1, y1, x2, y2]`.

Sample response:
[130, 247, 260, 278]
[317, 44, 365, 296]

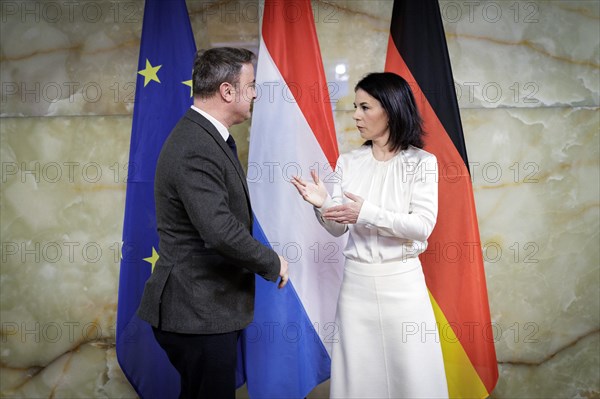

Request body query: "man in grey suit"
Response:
[137, 47, 289, 399]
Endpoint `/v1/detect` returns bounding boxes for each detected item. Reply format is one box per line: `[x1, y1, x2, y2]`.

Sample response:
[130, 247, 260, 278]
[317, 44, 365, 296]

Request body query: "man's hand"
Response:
[278, 256, 289, 289]
[322, 192, 364, 224]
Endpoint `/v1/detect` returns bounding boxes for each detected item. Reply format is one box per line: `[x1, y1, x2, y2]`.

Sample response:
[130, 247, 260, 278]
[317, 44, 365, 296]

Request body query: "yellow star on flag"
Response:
[182, 79, 193, 97]
[138, 59, 161, 87]
[143, 247, 160, 272]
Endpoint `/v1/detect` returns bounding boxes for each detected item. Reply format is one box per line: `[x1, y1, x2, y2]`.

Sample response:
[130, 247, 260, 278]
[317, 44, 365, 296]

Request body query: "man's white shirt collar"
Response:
[191, 105, 230, 141]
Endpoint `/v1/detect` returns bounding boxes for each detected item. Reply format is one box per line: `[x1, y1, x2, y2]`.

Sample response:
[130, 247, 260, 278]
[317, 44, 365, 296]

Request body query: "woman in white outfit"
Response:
[292, 72, 448, 399]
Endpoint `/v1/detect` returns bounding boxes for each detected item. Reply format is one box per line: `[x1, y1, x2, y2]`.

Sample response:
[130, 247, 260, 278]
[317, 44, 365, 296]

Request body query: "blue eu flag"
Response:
[116, 1, 196, 398]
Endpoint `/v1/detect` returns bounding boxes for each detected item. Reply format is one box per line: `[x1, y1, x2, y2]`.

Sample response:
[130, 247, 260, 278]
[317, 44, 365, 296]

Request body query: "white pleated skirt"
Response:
[330, 258, 449, 399]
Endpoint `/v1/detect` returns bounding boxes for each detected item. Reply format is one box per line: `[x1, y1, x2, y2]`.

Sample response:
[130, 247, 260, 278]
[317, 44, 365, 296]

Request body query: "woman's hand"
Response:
[322, 192, 364, 224]
[291, 170, 328, 208]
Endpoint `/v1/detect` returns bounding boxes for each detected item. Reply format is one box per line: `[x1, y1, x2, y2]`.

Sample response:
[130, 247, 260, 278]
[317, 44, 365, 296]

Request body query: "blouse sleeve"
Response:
[313, 156, 349, 237]
[356, 153, 438, 242]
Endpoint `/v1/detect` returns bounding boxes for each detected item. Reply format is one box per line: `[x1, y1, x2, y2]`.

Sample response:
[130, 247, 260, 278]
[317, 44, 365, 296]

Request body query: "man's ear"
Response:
[219, 82, 233, 103]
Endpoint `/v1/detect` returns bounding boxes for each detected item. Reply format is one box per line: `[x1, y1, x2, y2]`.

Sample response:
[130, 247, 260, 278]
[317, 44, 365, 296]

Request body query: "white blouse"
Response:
[315, 145, 438, 264]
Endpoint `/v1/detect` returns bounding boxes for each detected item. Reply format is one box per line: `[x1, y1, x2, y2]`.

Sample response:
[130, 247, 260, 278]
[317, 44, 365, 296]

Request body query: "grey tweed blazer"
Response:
[137, 109, 280, 334]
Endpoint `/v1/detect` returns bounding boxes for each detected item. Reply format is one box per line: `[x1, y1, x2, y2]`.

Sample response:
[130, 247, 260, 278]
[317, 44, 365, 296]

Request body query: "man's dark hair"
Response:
[355, 72, 425, 151]
[193, 47, 256, 99]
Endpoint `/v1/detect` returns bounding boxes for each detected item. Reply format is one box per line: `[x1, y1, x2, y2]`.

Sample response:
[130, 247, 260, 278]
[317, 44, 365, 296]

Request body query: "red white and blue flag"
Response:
[239, 0, 345, 397]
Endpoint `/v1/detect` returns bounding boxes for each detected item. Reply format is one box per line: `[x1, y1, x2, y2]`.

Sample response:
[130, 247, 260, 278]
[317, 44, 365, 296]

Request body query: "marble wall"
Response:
[0, 0, 598, 398]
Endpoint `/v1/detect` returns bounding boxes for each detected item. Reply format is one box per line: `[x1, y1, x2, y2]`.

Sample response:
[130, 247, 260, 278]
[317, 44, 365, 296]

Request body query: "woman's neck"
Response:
[371, 141, 397, 162]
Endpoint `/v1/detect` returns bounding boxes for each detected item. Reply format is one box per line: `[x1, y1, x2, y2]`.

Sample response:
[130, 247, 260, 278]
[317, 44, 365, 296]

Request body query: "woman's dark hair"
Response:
[193, 47, 256, 99]
[355, 72, 424, 151]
